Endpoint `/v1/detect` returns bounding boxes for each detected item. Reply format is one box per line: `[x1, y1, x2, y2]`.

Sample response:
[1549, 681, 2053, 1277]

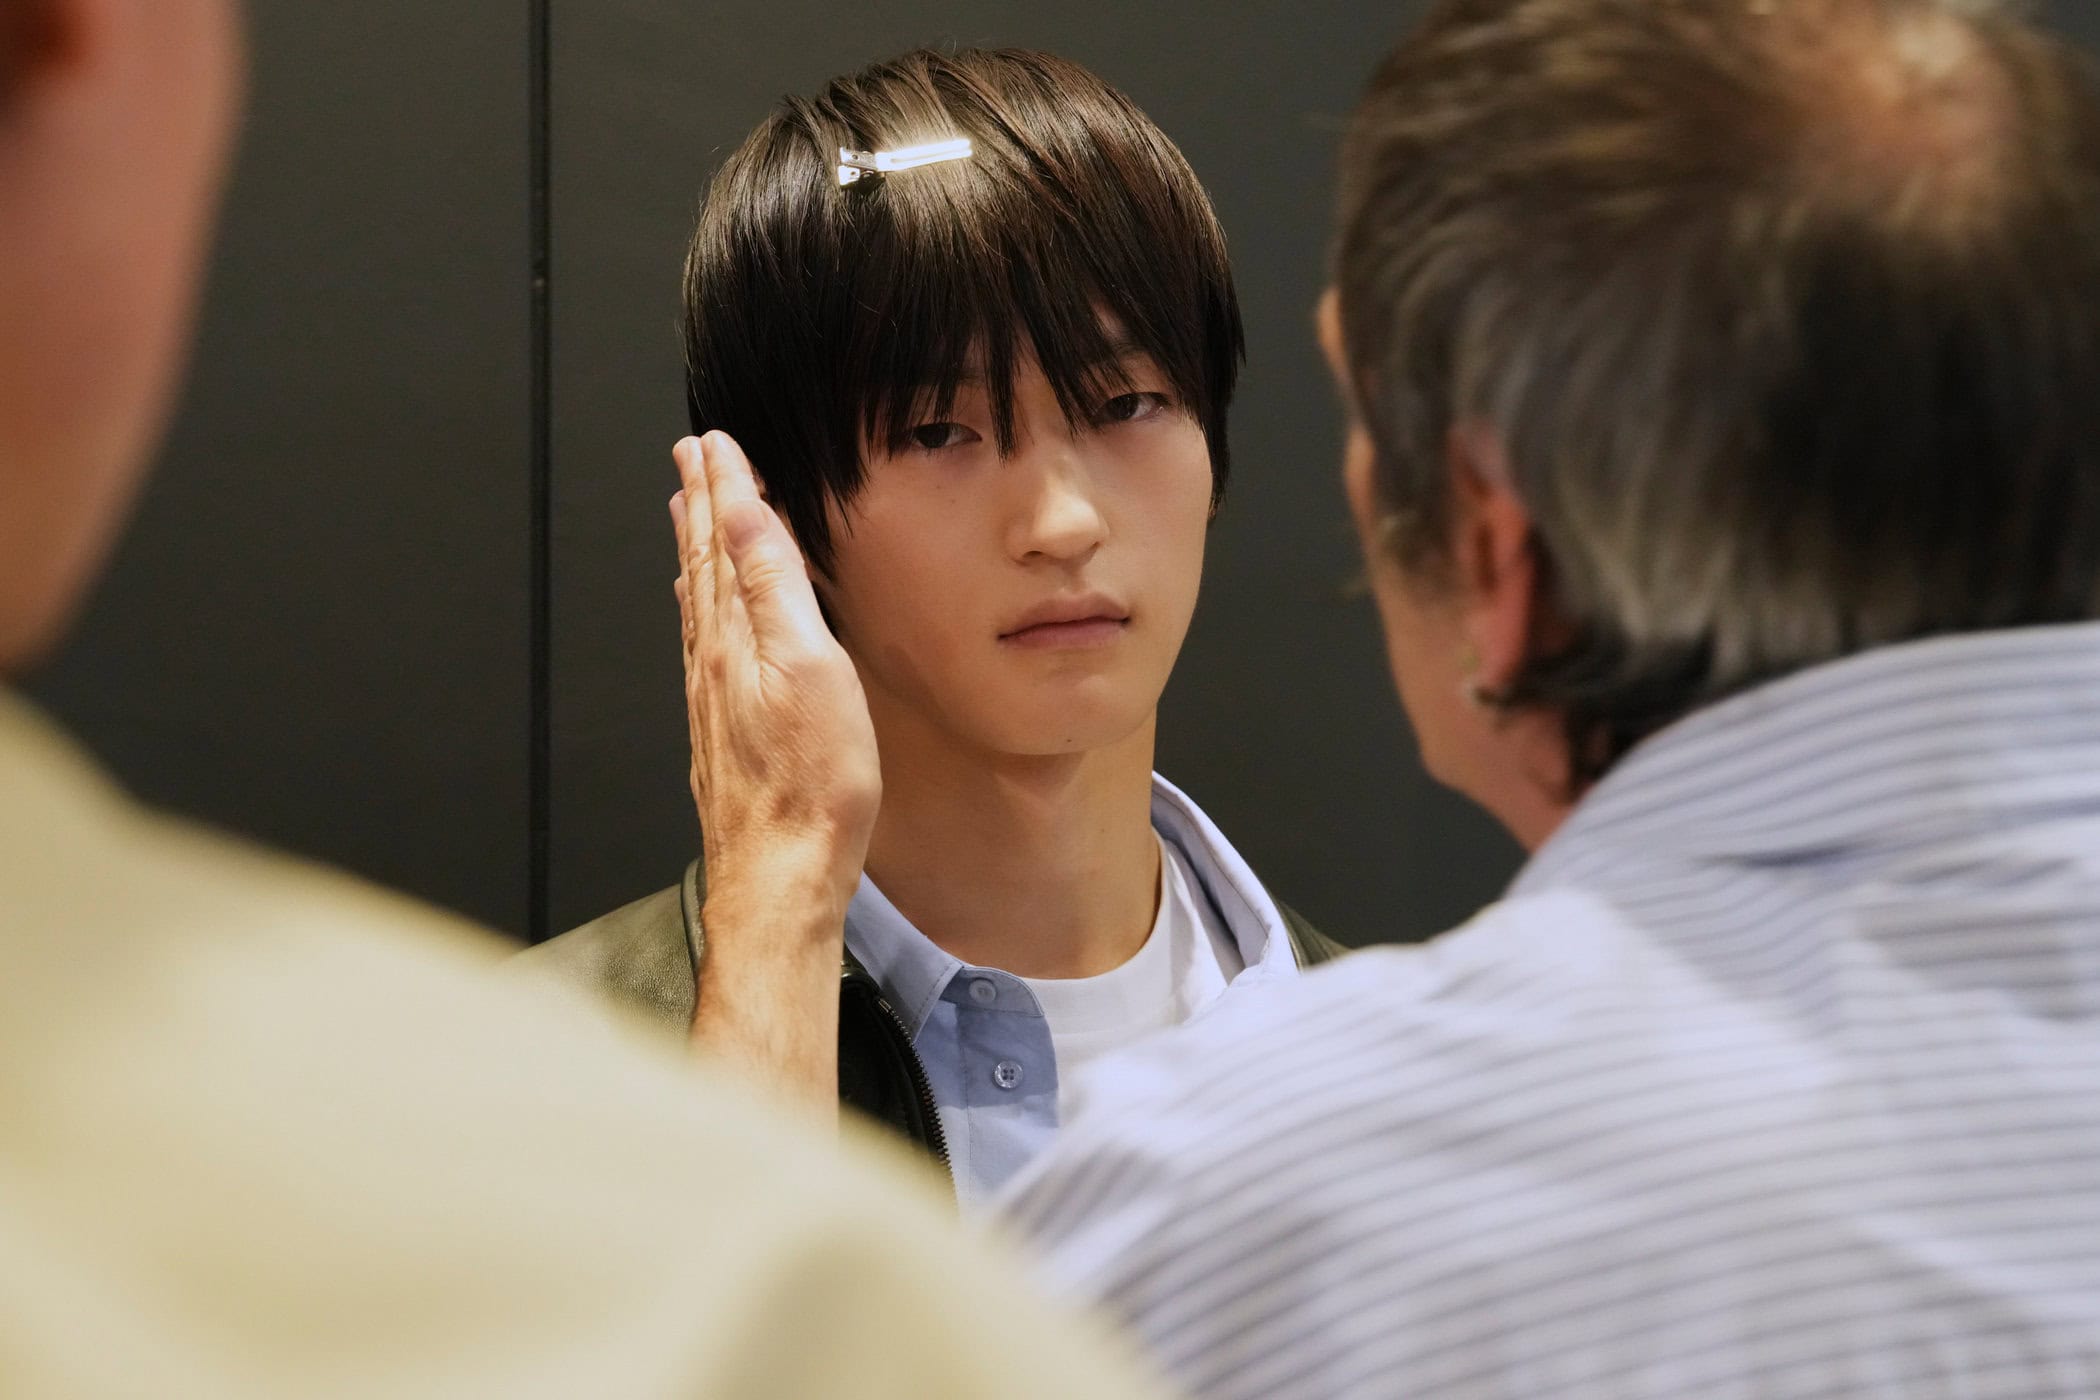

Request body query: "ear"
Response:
[1446, 421, 1538, 697]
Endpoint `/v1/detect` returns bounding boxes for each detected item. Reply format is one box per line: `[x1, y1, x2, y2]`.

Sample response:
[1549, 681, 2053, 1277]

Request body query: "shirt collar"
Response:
[843, 772, 1295, 1037]
[1148, 772, 1297, 989]
[1515, 622, 2100, 897]
[842, 877, 962, 1037]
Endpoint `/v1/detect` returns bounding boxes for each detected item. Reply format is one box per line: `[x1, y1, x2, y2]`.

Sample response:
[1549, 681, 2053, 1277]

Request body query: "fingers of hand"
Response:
[673, 446, 722, 780]
[674, 437, 718, 625]
[701, 433, 834, 659]
[673, 570, 695, 662]
[699, 433, 747, 618]
[699, 429, 767, 531]
[669, 495, 697, 660]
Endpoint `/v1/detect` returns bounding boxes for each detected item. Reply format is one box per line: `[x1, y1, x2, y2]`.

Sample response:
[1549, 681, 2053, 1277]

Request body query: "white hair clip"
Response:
[837, 137, 974, 187]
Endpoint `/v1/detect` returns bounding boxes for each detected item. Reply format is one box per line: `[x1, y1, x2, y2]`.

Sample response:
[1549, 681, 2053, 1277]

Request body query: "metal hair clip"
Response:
[836, 137, 974, 187]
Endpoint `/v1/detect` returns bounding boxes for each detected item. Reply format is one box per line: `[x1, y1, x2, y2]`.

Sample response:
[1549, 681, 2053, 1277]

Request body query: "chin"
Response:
[975, 692, 1156, 759]
[1421, 745, 1477, 799]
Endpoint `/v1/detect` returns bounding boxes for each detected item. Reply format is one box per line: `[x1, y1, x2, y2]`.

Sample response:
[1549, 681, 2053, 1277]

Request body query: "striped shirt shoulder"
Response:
[1003, 877, 2100, 1400]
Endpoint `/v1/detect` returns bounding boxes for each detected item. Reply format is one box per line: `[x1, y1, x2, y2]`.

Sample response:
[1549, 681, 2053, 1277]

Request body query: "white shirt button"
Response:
[992, 1060, 1024, 1091]
[968, 977, 999, 1006]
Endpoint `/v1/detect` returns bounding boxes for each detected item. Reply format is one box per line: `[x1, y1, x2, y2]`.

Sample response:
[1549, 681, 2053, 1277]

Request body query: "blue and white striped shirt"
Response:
[1001, 624, 2100, 1399]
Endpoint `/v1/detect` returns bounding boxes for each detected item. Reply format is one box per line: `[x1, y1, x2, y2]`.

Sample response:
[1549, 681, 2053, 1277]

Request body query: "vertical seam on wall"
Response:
[528, 0, 552, 942]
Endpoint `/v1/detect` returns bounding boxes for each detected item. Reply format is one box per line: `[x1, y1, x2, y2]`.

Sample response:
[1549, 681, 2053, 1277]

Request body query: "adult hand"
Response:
[672, 431, 879, 1102]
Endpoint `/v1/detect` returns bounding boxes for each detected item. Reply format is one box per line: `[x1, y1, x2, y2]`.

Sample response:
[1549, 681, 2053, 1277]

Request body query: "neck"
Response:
[862, 710, 1163, 980]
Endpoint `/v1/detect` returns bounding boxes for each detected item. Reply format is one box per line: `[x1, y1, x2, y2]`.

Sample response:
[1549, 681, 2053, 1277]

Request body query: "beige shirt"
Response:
[0, 691, 1169, 1400]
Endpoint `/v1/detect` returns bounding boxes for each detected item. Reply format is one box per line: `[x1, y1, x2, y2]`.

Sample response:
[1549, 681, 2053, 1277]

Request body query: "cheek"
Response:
[824, 531, 945, 644]
[1385, 597, 1451, 718]
[1121, 424, 1215, 572]
[1378, 581, 1474, 783]
[820, 487, 984, 671]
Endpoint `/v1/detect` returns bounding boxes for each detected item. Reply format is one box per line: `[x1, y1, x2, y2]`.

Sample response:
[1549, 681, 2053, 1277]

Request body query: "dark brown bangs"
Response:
[839, 102, 1229, 462]
[682, 48, 1243, 577]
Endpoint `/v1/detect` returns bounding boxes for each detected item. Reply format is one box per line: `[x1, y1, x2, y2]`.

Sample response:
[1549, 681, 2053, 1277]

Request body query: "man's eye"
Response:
[908, 422, 975, 451]
[1098, 392, 1172, 425]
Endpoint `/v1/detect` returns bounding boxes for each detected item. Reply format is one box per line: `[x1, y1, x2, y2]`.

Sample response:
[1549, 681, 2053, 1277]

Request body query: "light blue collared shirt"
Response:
[844, 773, 1299, 1208]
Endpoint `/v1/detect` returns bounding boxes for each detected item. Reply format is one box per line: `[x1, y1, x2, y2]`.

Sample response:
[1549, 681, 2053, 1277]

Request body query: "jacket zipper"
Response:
[869, 991, 953, 1185]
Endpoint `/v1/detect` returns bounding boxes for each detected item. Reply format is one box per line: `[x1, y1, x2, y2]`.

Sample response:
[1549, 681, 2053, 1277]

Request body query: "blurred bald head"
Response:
[0, 0, 242, 674]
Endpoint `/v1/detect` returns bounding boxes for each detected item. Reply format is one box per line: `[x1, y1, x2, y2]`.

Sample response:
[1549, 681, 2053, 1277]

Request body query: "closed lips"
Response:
[999, 595, 1129, 637]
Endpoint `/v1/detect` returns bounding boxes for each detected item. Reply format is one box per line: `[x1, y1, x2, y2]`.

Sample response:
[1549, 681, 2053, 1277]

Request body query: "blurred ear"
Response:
[1445, 421, 1540, 697]
[0, 0, 97, 105]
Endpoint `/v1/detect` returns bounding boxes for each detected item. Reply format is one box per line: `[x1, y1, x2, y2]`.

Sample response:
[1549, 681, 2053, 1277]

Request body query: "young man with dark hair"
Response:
[520, 47, 1343, 1208]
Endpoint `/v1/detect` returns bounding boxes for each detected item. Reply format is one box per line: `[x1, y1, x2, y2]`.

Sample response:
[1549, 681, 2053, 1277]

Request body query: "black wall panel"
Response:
[29, 3, 2098, 950]
[26, 2, 535, 935]
[544, 0, 1523, 946]
[2046, 0, 2100, 48]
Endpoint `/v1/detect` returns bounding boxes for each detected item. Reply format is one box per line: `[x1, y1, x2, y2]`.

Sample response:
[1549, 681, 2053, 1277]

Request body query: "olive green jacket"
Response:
[515, 860, 1347, 1182]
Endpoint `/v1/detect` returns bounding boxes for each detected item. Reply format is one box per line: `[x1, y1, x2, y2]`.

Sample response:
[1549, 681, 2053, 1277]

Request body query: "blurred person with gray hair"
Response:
[588, 0, 2100, 1392]
[985, 1, 2100, 1394]
[0, 2, 1175, 1395]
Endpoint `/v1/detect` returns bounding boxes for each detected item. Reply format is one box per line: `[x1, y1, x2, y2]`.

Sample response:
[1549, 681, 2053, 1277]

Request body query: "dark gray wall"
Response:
[26, 2, 535, 934]
[35, 2, 2096, 947]
[2049, 0, 2100, 47]
[546, 0, 1522, 947]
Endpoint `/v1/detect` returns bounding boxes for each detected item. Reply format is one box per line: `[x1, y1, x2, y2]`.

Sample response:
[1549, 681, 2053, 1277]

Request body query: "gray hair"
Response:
[1337, 0, 2100, 784]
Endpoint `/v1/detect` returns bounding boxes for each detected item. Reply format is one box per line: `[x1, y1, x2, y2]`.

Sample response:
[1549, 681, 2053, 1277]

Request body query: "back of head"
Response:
[1337, 0, 2100, 780]
[683, 48, 1243, 577]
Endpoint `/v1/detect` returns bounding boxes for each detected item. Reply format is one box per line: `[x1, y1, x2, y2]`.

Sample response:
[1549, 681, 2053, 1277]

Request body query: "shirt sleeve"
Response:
[994, 1012, 1296, 1397]
[697, 1167, 1180, 1400]
[993, 945, 1451, 1400]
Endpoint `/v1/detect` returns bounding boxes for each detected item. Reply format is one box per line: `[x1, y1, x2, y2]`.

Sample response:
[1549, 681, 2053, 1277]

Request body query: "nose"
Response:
[1005, 440, 1107, 566]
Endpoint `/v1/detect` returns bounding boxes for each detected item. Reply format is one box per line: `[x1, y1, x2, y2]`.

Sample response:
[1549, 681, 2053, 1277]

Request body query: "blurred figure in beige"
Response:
[0, 2, 1169, 1396]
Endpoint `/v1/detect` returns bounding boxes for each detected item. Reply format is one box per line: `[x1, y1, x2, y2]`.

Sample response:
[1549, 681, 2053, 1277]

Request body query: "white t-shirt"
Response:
[1022, 833, 1245, 1120]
